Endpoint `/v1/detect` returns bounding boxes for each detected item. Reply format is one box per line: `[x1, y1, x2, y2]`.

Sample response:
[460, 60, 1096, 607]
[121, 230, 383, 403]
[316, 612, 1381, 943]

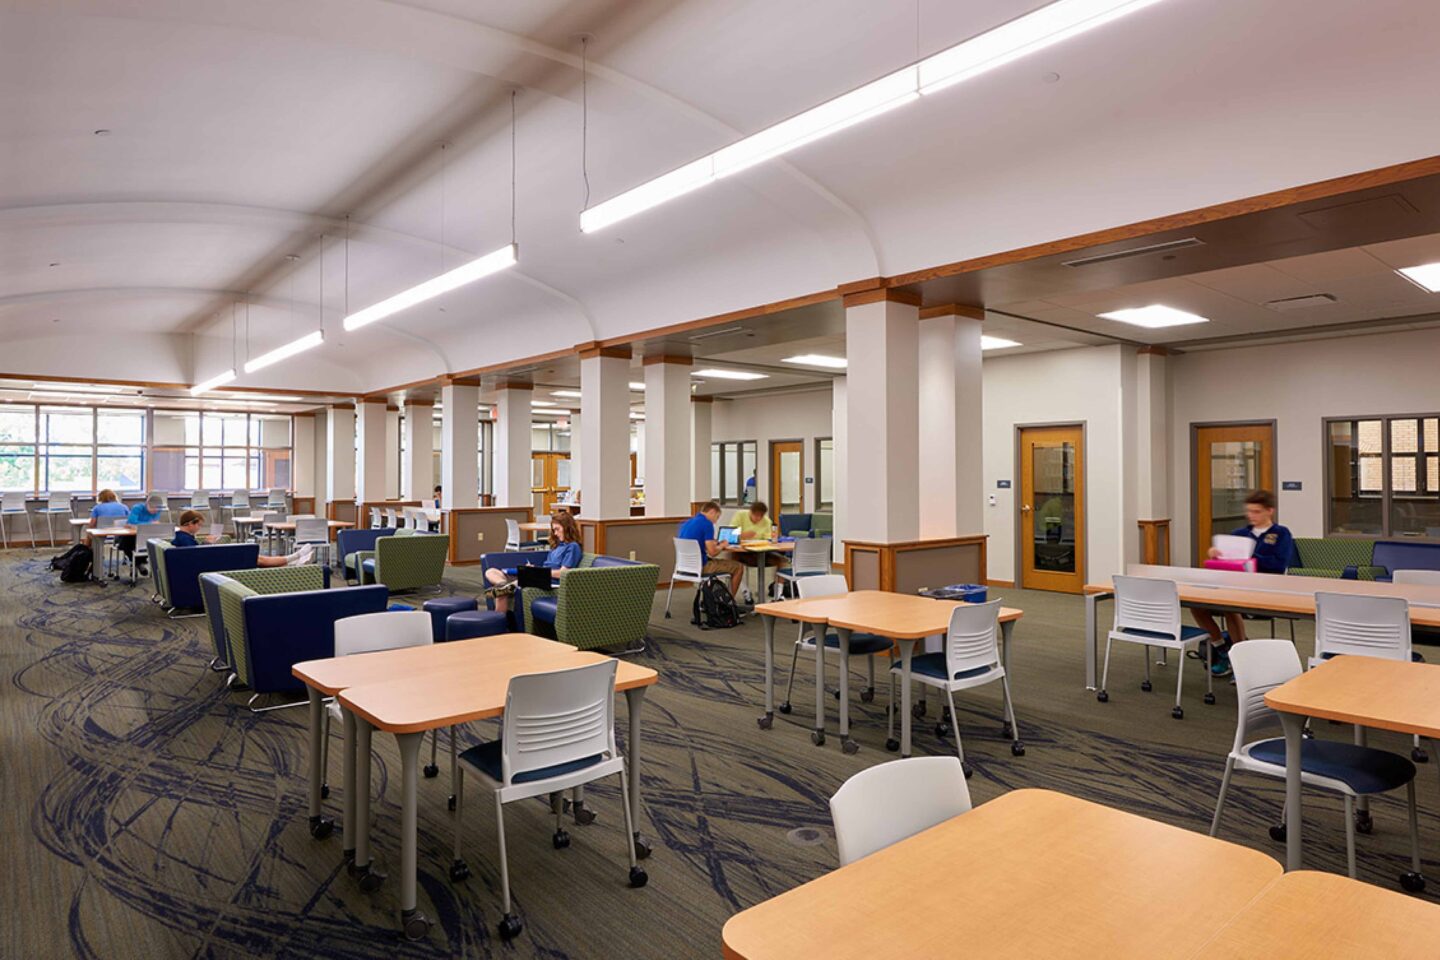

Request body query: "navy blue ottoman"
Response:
[423, 596, 478, 643]
[445, 609, 510, 641]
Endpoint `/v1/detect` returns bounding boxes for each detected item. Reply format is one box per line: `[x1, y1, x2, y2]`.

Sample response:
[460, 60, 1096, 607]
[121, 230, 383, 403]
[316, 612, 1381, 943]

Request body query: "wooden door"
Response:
[1194, 423, 1275, 564]
[530, 452, 570, 516]
[1019, 425, 1085, 593]
[770, 440, 804, 515]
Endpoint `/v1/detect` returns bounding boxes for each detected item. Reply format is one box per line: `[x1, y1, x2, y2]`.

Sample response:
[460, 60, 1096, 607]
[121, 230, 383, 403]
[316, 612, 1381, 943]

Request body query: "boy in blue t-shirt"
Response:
[1193, 489, 1296, 677]
[677, 501, 743, 597]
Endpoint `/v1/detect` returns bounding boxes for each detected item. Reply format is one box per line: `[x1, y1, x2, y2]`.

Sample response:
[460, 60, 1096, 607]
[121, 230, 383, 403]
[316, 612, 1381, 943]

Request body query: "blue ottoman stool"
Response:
[446, 609, 510, 641]
[423, 596, 478, 643]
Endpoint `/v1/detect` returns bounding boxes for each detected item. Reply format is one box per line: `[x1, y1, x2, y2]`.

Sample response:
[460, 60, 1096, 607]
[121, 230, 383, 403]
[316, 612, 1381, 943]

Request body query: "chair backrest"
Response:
[384, 507, 399, 526]
[286, 513, 314, 522]
[333, 610, 433, 657]
[796, 573, 848, 599]
[1314, 592, 1411, 662]
[145, 492, 166, 514]
[266, 488, 286, 506]
[945, 599, 1003, 677]
[790, 536, 832, 574]
[672, 537, 703, 577]
[1393, 569, 1440, 586]
[1, 490, 27, 511]
[506, 518, 523, 548]
[232, 490, 249, 508]
[136, 522, 171, 544]
[293, 517, 329, 542]
[1228, 639, 1302, 752]
[98, 514, 126, 529]
[261, 511, 284, 525]
[501, 659, 617, 785]
[370, 506, 383, 528]
[1111, 575, 1182, 640]
[189, 491, 210, 508]
[47, 491, 72, 511]
[829, 757, 971, 866]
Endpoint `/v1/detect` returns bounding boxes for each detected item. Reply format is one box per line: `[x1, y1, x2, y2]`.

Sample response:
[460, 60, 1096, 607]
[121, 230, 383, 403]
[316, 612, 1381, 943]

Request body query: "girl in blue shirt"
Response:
[83, 489, 129, 548]
[484, 511, 582, 614]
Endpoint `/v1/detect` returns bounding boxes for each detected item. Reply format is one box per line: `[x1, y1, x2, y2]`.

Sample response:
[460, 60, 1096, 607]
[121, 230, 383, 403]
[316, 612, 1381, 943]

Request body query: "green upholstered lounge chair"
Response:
[521, 554, 659, 652]
[356, 530, 449, 593]
[212, 566, 330, 687]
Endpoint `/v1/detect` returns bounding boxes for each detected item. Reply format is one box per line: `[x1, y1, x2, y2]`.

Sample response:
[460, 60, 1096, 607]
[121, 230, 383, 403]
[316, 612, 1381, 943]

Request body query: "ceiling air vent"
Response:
[1062, 237, 1205, 268]
[1265, 293, 1338, 312]
[688, 324, 746, 342]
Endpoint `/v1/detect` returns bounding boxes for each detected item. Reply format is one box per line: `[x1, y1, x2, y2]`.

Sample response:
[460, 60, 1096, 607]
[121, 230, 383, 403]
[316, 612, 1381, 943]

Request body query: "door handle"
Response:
[1020, 504, 1032, 513]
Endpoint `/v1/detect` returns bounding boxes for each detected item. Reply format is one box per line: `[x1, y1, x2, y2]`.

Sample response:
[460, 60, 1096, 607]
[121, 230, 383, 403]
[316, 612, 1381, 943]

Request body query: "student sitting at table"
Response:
[678, 500, 743, 598]
[432, 484, 442, 509]
[732, 501, 781, 601]
[117, 496, 163, 573]
[1191, 489, 1296, 678]
[483, 510, 582, 613]
[84, 489, 129, 548]
[172, 510, 312, 567]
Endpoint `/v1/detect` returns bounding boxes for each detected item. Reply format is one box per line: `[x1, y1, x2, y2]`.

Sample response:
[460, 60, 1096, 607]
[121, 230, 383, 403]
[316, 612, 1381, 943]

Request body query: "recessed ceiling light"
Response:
[781, 354, 847, 369]
[629, 382, 645, 391]
[692, 368, 768, 381]
[1097, 305, 1209, 328]
[1396, 263, 1440, 293]
[531, 400, 558, 407]
[981, 335, 1022, 350]
[551, 390, 584, 399]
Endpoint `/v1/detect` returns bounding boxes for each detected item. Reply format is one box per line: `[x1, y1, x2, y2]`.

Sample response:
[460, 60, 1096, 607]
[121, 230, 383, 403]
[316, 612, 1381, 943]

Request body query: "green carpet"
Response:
[2, 549, 1436, 959]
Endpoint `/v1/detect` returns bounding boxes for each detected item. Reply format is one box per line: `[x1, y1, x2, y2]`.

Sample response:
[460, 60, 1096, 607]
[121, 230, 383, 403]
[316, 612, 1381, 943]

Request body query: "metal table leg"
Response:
[623, 686, 652, 859]
[342, 709, 357, 866]
[1281, 711, 1304, 871]
[306, 688, 333, 839]
[1000, 619, 1015, 677]
[1084, 591, 1103, 690]
[353, 717, 385, 890]
[395, 731, 430, 940]
[757, 614, 776, 730]
[836, 627, 858, 754]
[812, 622, 827, 746]
[899, 638, 916, 758]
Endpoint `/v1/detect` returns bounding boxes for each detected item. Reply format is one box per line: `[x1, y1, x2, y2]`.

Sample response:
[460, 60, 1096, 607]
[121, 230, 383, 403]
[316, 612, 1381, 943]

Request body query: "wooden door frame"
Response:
[1189, 419, 1277, 565]
[1013, 421, 1087, 593]
[768, 438, 804, 513]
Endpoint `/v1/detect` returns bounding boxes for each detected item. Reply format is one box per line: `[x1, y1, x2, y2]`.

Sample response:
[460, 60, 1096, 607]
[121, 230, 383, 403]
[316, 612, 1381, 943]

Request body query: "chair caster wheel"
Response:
[423, 763, 439, 779]
[1140, 680, 1153, 692]
[1269, 824, 1287, 843]
[573, 804, 597, 826]
[757, 713, 773, 730]
[1401, 871, 1426, 893]
[842, 738, 859, 756]
[1002, 722, 1014, 738]
[1413, 747, 1429, 763]
[1096, 690, 1109, 703]
[1355, 812, 1374, 835]
[860, 688, 875, 703]
[934, 723, 948, 739]
[447, 794, 456, 811]
[308, 815, 334, 840]
[357, 866, 386, 893]
[778, 702, 792, 715]
[1011, 741, 1026, 756]
[629, 866, 649, 888]
[498, 914, 523, 940]
[1204, 693, 1216, 705]
[633, 834, 652, 859]
[912, 702, 928, 718]
[553, 829, 571, 849]
[1171, 706, 1184, 720]
[941, 706, 952, 723]
[320, 783, 330, 800]
[885, 738, 900, 752]
[832, 689, 841, 701]
[961, 761, 974, 779]
[401, 909, 430, 941]
[449, 859, 470, 882]
[811, 730, 825, 746]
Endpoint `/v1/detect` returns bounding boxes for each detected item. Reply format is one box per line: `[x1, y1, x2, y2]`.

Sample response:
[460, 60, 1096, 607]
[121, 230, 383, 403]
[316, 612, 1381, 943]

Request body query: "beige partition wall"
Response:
[844, 536, 988, 593]
[577, 516, 688, 580]
[447, 506, 534, 565]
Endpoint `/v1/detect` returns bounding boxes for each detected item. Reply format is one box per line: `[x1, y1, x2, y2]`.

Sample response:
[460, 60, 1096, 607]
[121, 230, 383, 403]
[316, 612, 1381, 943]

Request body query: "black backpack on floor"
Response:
[52, 543, 93, 583]
[692, 576, 740, 630]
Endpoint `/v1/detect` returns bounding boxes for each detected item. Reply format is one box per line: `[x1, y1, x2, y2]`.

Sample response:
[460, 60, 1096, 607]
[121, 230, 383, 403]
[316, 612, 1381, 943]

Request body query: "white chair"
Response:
[255, 511, 285, 554]
[384, 506, 399, 528]
[0, 490, 35, 549]
[780, 575, 894, 733]
[1392, 569, 1440, 586]
[223, 489, 249, 526]
[1209, 639, 1423, 889]
[665, 537, 707, 618]
[187, 490, 210, 511]
[897, 599, 1024, 776]
[36, 491, 73, 546]
[449, 659, 644, 940]
[266, 488, 287, 510]
[1097, 575, 1213, 719]
[829, 757, 971, 866]
[505, 517, 545, 552]
[293, 517, 331, 567]
[775, 537, 831, 599]
[369, 506, 384, 529]
[132, 522, 171, 578]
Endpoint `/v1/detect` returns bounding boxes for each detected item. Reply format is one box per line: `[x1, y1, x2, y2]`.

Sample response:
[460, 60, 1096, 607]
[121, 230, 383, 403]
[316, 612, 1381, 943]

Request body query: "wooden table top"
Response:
[69, 517, 94, 526]
[264, 519, 353, 531]
[721, 789, 1281, 960]
[335, 637, 659, 734]
[728, 540, 794, 553]
[518, 521, 551, 532]
[293, 633, 563, 696]
[755, 589, 1022, 638]
[1199, 871, 1440, 959]
[1265, 655, 1440, 739]
[1084, 580, 1440, 629]
[84, 525, 135, 536]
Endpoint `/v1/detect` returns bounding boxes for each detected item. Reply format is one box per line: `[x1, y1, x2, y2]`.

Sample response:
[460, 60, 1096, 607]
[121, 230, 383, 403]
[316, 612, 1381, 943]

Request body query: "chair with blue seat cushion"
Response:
[1210, 639, 1423, 886]
[777, 513, 812, 538]
[521, 554, 659, 652]
[423, 595, 479, 643]
[829, 757, 970, 866]
[446, 609, 510, 641]
[449, 659, 643, 940]
[1098, 575, 1213, 719]
[897, 598, 1023, 776]
[780, 574, 894, 724]
[775, 536, 832, 599]
[480, 550, 545, 632]
[505, 517, 546, 551]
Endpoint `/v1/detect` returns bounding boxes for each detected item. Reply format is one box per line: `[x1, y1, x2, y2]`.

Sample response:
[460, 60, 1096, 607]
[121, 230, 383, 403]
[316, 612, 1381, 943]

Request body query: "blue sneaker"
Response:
[1210, 653, 1233, 678]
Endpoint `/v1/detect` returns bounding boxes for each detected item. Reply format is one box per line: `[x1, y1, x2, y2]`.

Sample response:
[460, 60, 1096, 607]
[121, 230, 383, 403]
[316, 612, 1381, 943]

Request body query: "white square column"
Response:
[917, 304, 984, 538]
[1134, 347, 1170, 521]
[579, 344, 632, 519]
[402, 400, 434, 501]
[293, 413, 316, 498]
[832, 378, 847, 563]
[494, 383, 532, 508]
[567, 412, 582, 497]
[356, 399, 388, 504]
[690, 397, 712, 504]
[384, 407, 400, 499]
[643, 355, 693, 516]
[326, 404, 356, 506]
[440, 379, 479, 510]
[844, 289, 921, 543]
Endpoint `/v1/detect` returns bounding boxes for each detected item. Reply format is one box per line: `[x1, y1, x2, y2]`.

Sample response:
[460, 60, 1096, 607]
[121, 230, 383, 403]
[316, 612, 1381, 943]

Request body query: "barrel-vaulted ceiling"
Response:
[4, 0, 1439, 396]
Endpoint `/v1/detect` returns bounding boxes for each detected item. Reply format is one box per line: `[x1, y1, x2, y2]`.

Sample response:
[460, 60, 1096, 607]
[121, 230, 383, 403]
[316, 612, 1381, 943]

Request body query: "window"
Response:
[1327, 414, 1440, 538]
[0, 407, 37, 492]
[40, 407, 95, 492]
[710, 440, 757, 506]
[96, 409, 146, 492]
[251, 415, 292, 491]
[153, 411, 201, 491]
[815, 437, 835, 512]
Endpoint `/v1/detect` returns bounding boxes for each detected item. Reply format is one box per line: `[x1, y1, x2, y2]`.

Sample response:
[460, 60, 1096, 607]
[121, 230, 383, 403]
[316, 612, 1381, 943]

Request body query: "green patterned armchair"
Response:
[1289, 538, 1383, 580]
[521, 554, 659, 652]
[356, 530, 450, 593]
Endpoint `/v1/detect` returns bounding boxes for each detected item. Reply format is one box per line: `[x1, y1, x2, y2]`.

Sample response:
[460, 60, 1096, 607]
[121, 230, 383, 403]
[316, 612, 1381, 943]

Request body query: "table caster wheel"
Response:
[1413, 747, 1429, 763]
[1011, 741, 1026, 756]
[573, 804, 597, 826]
[1140, 680, 1152, 692]
[320, 783, 330, 800]
[498, 914, 523, 940]
[961, 761, 974, 779]
[885, 738, 900, 752]
[357, 865, 386, 893]
[842, 738, 859, 756]
[629, 866, 649, 888]
[934, 723, 948, 739]
[811, 729, 825, 747]
[423, 763, 439, 779]
[756, 713, 773, 730]
[1096, 690, 1109, 703]
[1401, 871, 1426, 893]
[633, 834, 652, 860]
[778, 701, 792, 715]
[449, 859, 470, 882]
[1171, 706, 1184, 720]
[308, 815, 334, 840]
[1355, 811, 1373, 835]
[553, 829, 571, 849]
[402, 909, 430, 941]
[1269, 824, 1287, 843]
[1204, 692, 1216, 705]
[860, 687, 875, 703]
[447, 794, 456, 812]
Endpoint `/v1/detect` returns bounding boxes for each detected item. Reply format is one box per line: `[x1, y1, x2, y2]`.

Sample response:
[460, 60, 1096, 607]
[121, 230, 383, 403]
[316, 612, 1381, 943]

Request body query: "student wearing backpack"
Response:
[678, 501, 743, 598]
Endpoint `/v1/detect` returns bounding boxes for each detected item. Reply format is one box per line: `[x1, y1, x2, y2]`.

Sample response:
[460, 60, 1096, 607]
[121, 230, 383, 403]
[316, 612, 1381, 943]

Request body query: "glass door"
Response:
[769, 440, 803, 516]
[1019, 425, 1085, 593]
[530, 452, 569, 516]
[1194, 423, 1275, 564]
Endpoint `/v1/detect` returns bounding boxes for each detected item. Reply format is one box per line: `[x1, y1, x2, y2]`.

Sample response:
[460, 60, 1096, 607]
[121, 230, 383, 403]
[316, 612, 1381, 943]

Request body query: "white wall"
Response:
[711, 387, 835, 514]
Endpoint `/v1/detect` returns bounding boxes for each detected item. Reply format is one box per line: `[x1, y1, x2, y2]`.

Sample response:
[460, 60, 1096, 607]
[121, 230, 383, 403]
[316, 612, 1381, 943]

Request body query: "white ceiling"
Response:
[4, 0, 1440, 396]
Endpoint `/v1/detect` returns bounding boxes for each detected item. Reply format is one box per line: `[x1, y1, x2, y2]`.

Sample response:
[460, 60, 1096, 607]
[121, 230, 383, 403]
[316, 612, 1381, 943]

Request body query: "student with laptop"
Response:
[82, 488, 129, 548]
[171, 510, 312, 567]
[730, 501, 780, 602]
[483, 511, 583, 614]
[678, 501, 744, 598]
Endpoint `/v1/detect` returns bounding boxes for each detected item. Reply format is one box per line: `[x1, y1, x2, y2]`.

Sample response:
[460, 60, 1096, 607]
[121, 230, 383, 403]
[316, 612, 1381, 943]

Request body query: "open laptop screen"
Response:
[717, 526, 740, 545]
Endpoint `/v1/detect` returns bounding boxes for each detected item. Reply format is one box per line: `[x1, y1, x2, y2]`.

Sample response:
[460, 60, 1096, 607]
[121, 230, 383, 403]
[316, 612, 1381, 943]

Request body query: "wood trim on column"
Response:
[641, 353, 693, 366]
[575, 342, 632, 360]
[841, 286, 923, 309]
[438, 374, 482, 387]
[690, 395, 714, 404]
[358, 397, 387, 406]
[1137, 345, 1171, 356]
[292, 410, 317, 418]
[919, 303, 985, 320]
[401, 399, 434, 408]
[494, 379, 534, 391]
[1138, 519, 1172, 565]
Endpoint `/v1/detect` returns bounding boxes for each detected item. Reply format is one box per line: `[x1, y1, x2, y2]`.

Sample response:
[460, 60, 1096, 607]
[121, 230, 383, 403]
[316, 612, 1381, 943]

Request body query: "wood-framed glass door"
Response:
[531, 452, 570, 516]
[1193, 423, 1275, 564]
[1019, 425, 1085, 593]
[770, 440, 804, 516]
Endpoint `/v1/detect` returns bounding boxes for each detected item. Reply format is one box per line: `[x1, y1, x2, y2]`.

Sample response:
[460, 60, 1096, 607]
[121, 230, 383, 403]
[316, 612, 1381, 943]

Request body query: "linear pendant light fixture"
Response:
[245, 247, 325, 373]
[579, 0, 1169, 232]
[192, 302, 240, 395]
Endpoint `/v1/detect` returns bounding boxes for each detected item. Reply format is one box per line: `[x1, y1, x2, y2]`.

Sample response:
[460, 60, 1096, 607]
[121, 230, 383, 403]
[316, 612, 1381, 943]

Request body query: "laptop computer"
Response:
[517, 564, 556, 590]
[717, 525, 741, 546]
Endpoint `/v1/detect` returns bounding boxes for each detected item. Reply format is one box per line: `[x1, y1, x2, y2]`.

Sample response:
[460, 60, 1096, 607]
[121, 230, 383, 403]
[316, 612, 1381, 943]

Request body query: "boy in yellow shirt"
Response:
[731, 502, 781, 602]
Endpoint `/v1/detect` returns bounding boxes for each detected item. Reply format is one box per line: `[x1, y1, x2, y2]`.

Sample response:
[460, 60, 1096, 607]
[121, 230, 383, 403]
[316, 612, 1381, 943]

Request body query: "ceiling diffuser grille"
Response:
[1062, 237, 1205, 268]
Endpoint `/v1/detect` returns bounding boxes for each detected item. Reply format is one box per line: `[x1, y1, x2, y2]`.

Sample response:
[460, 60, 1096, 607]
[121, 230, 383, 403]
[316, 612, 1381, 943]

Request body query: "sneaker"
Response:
[1210, 654, 1233, 679]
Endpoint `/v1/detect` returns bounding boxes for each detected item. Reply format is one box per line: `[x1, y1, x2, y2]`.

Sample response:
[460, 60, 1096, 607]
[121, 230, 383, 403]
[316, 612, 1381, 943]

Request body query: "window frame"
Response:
[814, 436, 835, 513]
[709, 439, 757, 507]
[1324, 412, 1440, 540]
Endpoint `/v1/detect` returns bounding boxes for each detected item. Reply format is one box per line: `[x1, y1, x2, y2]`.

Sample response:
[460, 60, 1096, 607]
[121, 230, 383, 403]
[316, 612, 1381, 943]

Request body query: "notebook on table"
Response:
[1206, 534, 1257, 572]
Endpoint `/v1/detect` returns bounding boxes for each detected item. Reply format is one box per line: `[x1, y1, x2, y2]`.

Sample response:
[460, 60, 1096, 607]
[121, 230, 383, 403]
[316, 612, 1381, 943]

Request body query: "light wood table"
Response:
[1265, 656, 1440, 882]
[294, 635, 659, 940]
[263, 517, 352, 554]
[725, 539, 793, 605]
[84, 524, 137, 582]
[1199, 870, 1440, 959]
[231, 514, 266, 541]
[517, 521, 551, 534]
[754, 590, 1023, 757]
[721, 789, 1282, 960]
